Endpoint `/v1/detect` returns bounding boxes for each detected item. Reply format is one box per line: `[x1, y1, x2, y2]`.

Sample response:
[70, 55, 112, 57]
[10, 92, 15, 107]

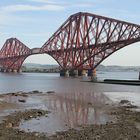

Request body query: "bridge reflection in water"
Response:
[46, 91, 111, 127]
[19, 91, 112, 135]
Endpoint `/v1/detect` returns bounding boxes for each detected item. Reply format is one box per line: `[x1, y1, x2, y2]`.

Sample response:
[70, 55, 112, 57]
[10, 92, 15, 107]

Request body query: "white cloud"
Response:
[71, 4, 92, 8]
[22, 32, 51, 38]
[29, 0, 93, 8]
[93, 8, 140, 24]
[0, 12, 27, 26]
[0, 2, 65, 26]
[29, 0, 67, 5]
[0, 4, 65, 12]
[29, 0, 55, 3]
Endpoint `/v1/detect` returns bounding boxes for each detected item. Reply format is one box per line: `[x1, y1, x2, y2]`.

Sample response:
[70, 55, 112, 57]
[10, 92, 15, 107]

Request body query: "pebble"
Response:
[18, 99, 26, 103]
[6, 122, 13, 128]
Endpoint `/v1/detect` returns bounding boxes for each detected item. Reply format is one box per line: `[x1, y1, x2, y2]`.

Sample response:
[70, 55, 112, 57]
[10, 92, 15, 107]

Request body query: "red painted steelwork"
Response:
[0, 12, 140, 71]
[41, 12, 140, 70]
[0, 38, 31, 71]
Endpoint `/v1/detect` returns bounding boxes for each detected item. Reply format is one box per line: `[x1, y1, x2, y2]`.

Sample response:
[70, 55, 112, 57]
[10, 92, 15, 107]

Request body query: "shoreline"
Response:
[0, 91, 140, 140]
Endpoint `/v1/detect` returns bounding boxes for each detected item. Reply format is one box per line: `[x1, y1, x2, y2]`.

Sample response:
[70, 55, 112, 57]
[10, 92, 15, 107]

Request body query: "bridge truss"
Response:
[0, 12, 140, 72]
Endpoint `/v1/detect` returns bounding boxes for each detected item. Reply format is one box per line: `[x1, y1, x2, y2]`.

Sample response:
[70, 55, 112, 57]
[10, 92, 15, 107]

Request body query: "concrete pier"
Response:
[60, 69, 66, 76]
[7, 69, 12, 72]
[18, 69, 22, 73]
[13, 69, 18, 73]
[74, 70, 78, 77]
[60, 69, 81, 77]
[65, 70, 69, 77]
[0, 68, 22, 73]
[69, 70, 79, 77]
[82, 70, 88, 77]
[0, 69, 4, 72]
[60, 69, 69, 77]
[91, 69, 97, 81]
[3, 69, 7, 73]
[69, 70, 74, 77]
[59, 69, 97, 79]
[78, 70, 82, 76]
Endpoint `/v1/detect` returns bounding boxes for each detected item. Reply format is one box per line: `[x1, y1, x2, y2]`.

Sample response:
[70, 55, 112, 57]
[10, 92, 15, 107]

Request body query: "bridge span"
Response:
[0, 12, 140, 76]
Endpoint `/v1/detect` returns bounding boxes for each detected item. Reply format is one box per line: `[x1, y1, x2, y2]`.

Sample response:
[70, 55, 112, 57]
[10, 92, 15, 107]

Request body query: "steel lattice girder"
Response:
[0, 12, 140, 71]
[0, 38, 31, 71]
[41, 12, 140, 70]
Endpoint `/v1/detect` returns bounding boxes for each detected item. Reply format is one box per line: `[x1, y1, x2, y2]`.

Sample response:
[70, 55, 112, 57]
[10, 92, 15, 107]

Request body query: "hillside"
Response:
[22, 63, 140, 73]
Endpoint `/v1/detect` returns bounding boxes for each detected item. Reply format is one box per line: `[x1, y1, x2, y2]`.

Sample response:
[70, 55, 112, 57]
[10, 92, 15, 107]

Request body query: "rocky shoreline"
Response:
[0, 91, 140, 140]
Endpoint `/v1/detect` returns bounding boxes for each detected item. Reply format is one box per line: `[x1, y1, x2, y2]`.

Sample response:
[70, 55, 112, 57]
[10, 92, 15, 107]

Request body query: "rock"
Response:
[18, 99, 26, 103]
[35, 133, 39, 136]
[120, 100, 130, 104]
[6, 122, 13, 128]
[88, 102, 92, 106]
[11, 93, 16, 96]
[32, 90, 40, 93]
[37, 111, 43, 116]
[47, 91, 55, 94]
[21, 94, 28, 97]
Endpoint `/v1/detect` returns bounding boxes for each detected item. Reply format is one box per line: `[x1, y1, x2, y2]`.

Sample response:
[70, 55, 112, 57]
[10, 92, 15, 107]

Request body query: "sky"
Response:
[0, 0, 140, 66]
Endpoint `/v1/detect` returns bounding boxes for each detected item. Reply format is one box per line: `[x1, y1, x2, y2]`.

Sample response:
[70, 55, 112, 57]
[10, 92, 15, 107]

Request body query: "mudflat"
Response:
[0, 91, 140, 140]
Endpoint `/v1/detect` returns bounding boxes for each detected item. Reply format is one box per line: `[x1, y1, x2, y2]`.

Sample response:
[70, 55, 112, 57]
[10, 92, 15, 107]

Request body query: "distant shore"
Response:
[22, 70, 59, 73]
[22, 68, 60, 73]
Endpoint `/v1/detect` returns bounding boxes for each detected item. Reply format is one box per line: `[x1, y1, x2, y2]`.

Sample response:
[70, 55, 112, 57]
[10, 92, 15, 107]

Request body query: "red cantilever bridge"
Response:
[0, 12, 140, 73]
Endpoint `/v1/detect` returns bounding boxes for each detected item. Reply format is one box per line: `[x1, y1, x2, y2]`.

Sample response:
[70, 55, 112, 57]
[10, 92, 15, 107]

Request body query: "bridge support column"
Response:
[88, 69, 92, 76]
[0, 69, 3, 72]
[69, 70, 79, 77]
[82, 70, 87, 77]
[3, 69, 7, 73]
[60, 70, 65, 76]
[91, 69, 97, 81]
[60, 69, 80, 77]
[7, 69, 12, 73]
[74, 70, 78, 77]
[18, 69, 22, 73]
[69, 70, 74, 76]
[65, 70, 69, 77]
[78, 70, 82, 76]
[13, 69, 17, 73]
[60, 69, 69, 77]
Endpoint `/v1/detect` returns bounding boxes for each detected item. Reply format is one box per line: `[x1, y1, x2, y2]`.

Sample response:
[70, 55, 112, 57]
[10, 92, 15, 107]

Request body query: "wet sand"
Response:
[0, 91, 140, 140]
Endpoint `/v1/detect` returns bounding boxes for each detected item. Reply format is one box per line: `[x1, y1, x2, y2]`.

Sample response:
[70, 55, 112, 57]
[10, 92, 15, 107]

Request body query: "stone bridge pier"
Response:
[60, 69, 97, 81]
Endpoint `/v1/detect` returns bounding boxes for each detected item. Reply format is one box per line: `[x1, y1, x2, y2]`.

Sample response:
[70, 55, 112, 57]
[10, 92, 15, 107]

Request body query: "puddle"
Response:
[104, 92, 140, 107]
[1, 95, 27, 104]
[0, 94, 46, 121]
[18, 91, 111, 135]
[0, 91, 112, 135]
[136, 123, 140, 130]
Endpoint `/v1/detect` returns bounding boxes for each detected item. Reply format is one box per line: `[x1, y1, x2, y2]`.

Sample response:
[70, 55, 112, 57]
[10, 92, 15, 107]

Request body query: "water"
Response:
[0, 71, 140, 93]
[0, 71, 140, 135]
[0, 73, 60, 93]
[18, 92, 110, 135]
[97, 71, 139, 80]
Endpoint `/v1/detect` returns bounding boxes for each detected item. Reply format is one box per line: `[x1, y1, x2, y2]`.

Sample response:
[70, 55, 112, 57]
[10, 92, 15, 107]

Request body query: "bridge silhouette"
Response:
[0, 12, 140, 74]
